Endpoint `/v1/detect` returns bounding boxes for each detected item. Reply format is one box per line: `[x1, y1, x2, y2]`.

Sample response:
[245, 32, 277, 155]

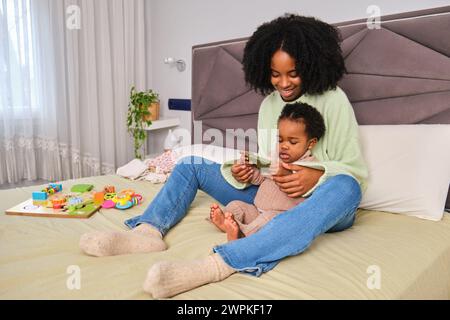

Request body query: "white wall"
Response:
[146, 0, 449, 153]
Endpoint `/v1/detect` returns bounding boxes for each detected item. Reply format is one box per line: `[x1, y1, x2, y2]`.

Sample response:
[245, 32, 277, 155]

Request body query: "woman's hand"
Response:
[269, 160, 291, 176]
[272, 162, 324, 198]
[231, 163, 255, 183]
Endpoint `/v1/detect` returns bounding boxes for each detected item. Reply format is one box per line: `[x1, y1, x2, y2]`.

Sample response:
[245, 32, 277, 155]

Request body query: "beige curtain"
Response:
[0, 0, 152, 184]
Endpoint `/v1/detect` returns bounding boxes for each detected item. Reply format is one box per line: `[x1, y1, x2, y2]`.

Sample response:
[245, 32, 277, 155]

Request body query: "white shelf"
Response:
[143, 118, 180, 131]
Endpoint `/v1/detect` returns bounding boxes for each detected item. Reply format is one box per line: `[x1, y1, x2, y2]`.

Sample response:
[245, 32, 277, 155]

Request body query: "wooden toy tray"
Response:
[5, 198, 101, 219]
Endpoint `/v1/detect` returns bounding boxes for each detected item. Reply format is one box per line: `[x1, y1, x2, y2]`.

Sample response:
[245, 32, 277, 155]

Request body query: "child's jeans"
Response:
[125, 156, 361, 276]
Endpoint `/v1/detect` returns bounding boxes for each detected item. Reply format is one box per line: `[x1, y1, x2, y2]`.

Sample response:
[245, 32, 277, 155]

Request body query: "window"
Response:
[0, 0, 38, 116]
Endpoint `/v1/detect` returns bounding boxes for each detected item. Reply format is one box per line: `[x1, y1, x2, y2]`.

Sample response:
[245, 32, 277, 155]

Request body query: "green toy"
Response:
[70, 184, 94, 193]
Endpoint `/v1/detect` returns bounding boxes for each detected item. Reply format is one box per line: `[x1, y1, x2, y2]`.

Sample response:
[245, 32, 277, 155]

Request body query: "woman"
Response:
[80, 14, 368, 298]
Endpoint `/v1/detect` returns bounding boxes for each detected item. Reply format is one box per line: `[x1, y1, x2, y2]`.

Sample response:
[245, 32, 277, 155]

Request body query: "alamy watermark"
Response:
[366, 265, 381, 290]
[165, 120, 280, 175]
[66, 5, 81, 30]
[366, 5, 381, 30]
[66, 265, 81, 290]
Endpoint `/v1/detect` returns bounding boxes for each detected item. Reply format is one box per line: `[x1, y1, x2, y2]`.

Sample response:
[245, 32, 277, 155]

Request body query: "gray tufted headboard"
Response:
[191, 6, 450, 208]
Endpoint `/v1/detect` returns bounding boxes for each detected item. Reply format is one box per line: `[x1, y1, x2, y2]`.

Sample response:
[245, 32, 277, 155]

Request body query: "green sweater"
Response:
[220, 87, 368, 196]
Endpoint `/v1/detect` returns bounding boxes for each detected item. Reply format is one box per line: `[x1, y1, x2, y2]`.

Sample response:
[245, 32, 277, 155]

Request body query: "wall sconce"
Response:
[164, 57, 186, 72]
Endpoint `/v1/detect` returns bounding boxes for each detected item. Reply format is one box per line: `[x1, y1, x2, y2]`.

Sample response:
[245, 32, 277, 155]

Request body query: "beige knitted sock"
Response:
[143, 253, 235, 298]
[79, 223, 167, 257]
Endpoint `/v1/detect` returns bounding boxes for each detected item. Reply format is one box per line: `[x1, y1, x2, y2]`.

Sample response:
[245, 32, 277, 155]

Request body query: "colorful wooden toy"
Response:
[99, 188, 143, 211]
[93, 192, 105, 205]
[70, 184, 94, 193]
[104, 185, 115, 193]
[101, 200, 116, 209]
[7, 183, 101, 219]
[51, 198, 66, 209]
[32, 183, 63, 205]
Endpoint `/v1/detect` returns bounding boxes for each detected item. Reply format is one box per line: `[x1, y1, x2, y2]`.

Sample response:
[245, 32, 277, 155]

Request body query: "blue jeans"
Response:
[125, 156, 361, 276]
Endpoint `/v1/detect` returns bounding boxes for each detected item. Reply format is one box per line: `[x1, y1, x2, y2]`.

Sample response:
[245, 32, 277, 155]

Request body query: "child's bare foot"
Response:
[210, 203, 226, 232]
[224, 212, 243, 241]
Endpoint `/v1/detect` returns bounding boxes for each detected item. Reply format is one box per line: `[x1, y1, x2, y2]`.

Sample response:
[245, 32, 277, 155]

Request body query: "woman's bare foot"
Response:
[224, 212, 243, 241]
[210, 203, 226, 232]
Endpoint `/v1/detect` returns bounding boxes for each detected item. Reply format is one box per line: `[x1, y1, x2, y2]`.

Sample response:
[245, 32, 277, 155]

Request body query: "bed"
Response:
[1, 6, 450, 299]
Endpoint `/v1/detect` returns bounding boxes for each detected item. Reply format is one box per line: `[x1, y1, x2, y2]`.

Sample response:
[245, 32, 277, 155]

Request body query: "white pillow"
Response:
[358, 125, 450, 221]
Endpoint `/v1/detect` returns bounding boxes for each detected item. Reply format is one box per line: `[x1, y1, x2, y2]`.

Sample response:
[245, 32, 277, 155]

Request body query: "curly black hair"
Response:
[243, 14, 346, 96]
[278, 102, 326, 141]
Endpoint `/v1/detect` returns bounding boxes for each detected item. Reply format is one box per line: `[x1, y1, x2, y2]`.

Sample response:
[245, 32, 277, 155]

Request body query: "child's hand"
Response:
[230, 150, 253, 183]
[239, 151, 251, 165]
[231, 162, 255, 183]
[269, 160, 292, 176]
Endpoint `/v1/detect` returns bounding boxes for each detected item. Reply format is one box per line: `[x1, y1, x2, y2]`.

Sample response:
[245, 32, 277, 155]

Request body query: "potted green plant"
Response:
[127, 86, 160, 159]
